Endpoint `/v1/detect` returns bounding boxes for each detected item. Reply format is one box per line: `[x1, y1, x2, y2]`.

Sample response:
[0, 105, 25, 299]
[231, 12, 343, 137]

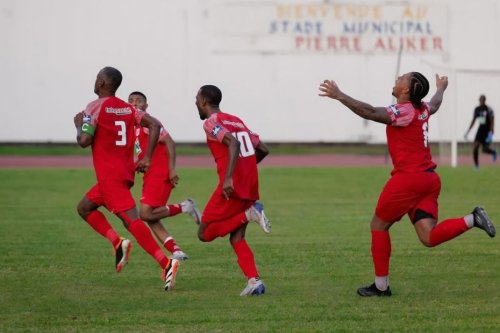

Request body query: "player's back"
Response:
[85, 96, 137, 182]
[204, 112, 260, 200]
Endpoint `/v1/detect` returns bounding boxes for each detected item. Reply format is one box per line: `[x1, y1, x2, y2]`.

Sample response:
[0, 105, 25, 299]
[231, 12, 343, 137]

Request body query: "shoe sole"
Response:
[170, 253, 189, 261]
[253, 202, 271, 233]
[116, 240, 132, 273]
[187, 199, 202, 225]
[240, 282, 265, 296]
[164, 259, 180, 291]
[259, 211, 271, 233]
[475, 207, 496, 238]
[357, 287, 392, 297]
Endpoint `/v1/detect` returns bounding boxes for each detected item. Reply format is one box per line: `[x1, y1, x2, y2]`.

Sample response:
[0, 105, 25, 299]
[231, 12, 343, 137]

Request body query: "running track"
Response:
[0, 154, 489, 168]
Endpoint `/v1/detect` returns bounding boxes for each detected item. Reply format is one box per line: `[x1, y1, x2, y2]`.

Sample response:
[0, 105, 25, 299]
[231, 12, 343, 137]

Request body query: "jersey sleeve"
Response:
[81, 99, 104, 136]
[386, 103, 415, 127]
[203, 115, 229, 143]
[248, 130, 260, 148]
[134, 108, 146, 126]
[488, 107, 495, 117]
[158, 125, 169, 142]
[83, 99, 103, 127]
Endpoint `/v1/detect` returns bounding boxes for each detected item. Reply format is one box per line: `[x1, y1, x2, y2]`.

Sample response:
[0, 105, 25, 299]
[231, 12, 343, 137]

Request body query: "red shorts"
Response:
[375, 171, 441, 223]
[140, 175, 173, 207]
[86, 179, 136, 214]
[202, 191, 254, 224]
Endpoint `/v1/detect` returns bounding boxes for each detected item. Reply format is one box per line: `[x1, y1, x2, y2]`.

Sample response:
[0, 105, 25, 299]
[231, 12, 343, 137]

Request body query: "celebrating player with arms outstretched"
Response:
[319, 72, 496, 296]
[195, 85, 271, 296]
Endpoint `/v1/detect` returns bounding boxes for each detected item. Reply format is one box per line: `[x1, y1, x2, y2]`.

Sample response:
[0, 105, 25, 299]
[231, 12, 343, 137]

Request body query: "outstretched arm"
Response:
[428, 74, 449, 115]
[318, 80, 391, 124]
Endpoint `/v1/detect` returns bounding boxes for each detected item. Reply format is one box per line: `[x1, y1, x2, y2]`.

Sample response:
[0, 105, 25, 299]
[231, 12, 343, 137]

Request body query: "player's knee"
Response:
[139, 212, 154, 222]
[76, 202, 91, 219]
[419, 238, 434, 247]
[197, 231, 208, 242]
[139, 206, 154, 222]
[197, 224, 211, 242]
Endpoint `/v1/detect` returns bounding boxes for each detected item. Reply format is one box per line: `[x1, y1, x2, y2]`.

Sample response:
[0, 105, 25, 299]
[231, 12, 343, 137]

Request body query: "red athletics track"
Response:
[0, 154, 491, 168]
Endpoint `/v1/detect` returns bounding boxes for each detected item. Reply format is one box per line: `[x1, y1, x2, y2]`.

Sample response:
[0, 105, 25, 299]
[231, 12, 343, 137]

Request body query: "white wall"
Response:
[1, 0, 499, 143]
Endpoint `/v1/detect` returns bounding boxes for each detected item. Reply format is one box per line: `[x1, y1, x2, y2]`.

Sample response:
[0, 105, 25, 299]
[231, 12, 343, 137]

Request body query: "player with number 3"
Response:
[73, 67, 180, 292]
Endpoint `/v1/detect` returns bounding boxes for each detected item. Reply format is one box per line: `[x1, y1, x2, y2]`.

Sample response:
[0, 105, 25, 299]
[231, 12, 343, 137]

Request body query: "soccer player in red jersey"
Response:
[73, 67, 179, 291]
[319, 72, 496, 296]
[128, 91, 201, 261]
[195, 85, 271, 296]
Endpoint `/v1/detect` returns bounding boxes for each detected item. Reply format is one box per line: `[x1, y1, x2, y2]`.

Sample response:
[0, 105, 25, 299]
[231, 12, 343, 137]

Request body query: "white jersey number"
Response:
[232, 131, 255, 157]
[422, 122, 429, 148]
[115, 120, 127, 146]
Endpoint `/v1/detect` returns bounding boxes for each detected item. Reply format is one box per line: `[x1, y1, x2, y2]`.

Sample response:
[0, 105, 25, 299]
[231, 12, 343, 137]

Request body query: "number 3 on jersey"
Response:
[232, 131, 255, 157]
[115, 120, 127, 146]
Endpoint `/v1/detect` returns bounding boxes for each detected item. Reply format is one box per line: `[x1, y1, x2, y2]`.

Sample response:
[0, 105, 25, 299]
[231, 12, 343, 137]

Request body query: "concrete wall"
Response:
[1, 0, 499, 143]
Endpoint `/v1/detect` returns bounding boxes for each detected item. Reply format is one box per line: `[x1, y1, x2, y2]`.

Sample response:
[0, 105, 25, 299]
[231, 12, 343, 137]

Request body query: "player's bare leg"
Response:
[140, 200, 201, 224]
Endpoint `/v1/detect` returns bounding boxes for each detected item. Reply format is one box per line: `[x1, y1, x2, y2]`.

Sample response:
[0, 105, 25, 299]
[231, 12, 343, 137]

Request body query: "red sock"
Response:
[202, 212, 247, 241]
[429, 218, 468, 247]
[371, 230, 391, 277]
[167, 204, 182, 217]
[164, 236, 181, 254]
[85, 210, 120, 248]
[232, 239, 258, 279]
[127, 218, 169, 269]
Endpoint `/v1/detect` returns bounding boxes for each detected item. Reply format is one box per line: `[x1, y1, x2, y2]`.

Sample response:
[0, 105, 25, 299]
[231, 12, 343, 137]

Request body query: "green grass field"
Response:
[0, 166, 499, 332]
[0, 142, 477, 157]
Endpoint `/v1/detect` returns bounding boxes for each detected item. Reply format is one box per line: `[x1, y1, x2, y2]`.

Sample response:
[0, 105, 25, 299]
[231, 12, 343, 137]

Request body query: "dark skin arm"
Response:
[74, 112, 93, 148]
[427, 74, 449, 115]
[161, 133, 179, 186]
[489, 112, 494, 134]
[318, 80, 391, 124]
[137, 113, 161, 173]
[255, 141, 269, 164]
[221, 133, 240, 199]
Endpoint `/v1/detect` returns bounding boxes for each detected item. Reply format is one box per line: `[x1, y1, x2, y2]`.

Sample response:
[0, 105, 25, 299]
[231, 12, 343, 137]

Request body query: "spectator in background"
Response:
[464, 94, 497, 170]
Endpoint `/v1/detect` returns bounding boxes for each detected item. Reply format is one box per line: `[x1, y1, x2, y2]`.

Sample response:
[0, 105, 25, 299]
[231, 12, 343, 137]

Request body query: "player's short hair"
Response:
[101, 67, 122, 93]
[409, 72, 429, 108]
[129, 91, 147, 101]
[199, 85, 222, 107]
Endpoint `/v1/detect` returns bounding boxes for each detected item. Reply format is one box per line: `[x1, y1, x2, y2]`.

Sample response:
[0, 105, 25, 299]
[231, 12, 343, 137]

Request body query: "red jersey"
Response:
[385, 102, 436, 174]
[83, 97, 144, 183]
[203, 112, 260, 200]
[135, 124, 169, 179]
